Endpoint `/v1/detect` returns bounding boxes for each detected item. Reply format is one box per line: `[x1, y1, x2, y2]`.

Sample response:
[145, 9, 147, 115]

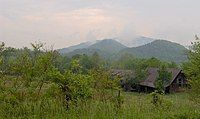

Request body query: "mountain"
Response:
[58, 38, 188, 63]
[58, 41, 94, 54]
[66, 48, 113, 58]
[58, 36, 154, 54]
[89, 39, 127, 54]
[119, 40, 188, 63]
[64, 39, 127, 58]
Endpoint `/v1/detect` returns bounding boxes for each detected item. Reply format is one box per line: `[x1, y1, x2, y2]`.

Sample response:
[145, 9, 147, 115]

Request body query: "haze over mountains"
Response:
[58, 36, 188, 63]
[121, 36, 155, 47]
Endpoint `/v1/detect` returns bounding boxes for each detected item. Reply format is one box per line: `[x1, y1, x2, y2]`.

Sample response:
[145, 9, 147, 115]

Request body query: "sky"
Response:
[0, 0, 200, 48]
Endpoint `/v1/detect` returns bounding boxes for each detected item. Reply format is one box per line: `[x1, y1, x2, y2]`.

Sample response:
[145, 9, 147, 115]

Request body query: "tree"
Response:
[115, 53, 136, 69]
[30, 42, 44, 57]
[0, 42, 5, 76]
[91, 52, 102, 69]
[90, 68, 120, 101]
[155, 65, 172, 93]
[122, 67, 147, 91]
[183, 35, 200, 105]
[145, 57, 162, 68]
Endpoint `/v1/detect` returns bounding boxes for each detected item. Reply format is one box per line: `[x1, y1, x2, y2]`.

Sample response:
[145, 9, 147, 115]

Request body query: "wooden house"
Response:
[139, 68, 187, 93]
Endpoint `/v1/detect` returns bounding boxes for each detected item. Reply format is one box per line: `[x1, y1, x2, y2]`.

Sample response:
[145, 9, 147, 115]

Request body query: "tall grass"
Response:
[0, 92, 199, 119]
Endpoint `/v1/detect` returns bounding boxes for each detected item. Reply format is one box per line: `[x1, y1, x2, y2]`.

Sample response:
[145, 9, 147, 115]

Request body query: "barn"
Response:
[139, 68, 187, 93]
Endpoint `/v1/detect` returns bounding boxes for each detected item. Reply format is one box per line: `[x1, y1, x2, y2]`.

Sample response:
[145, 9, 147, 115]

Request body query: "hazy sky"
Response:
[1, 0, 200, 48]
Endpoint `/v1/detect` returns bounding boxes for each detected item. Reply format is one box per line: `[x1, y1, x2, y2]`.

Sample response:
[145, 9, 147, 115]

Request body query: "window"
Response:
[178, 78, 182, 87]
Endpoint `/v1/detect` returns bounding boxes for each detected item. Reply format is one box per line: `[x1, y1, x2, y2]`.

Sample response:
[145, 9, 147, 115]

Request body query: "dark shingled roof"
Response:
[140, 68, 182, 88]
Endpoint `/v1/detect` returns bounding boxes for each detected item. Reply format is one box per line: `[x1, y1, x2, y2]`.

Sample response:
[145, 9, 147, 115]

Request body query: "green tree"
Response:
[79, 54, 94, 73]
[49, 59, 94, 107]
[115, 53, 136, 69]
[122, 68, 147, 91]
[0, 42, 5, 76]
[90, 67, 120, 101]
[91, 52, 102, 69]
[155, 65, 172, 93]
[183, 35, 200, 105]
[145, 57, 162, 68]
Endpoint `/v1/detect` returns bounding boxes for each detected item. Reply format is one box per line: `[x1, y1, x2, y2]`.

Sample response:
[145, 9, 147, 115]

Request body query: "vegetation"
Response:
[155, 65, 172, 93]
[0, 41, 199, 119]
[183, 35, 200, 106]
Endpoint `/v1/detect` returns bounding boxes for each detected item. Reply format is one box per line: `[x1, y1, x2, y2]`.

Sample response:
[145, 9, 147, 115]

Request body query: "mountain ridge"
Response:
[119, 40, 188, 63]
[64, 39, 127, 58]
[57, 37, 188, 63]
[58, 41, 93, 54]
[58, 36, 155, 54]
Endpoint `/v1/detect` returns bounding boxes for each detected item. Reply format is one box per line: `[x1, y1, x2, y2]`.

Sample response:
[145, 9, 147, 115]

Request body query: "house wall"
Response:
[139, 86, 155, 93]
[169, 73, 186, 92]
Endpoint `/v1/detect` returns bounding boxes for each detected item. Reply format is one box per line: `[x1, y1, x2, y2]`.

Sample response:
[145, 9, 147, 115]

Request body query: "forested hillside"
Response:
[119, 40, 188, 63]
[59, 39, 188, 63]
[63, 39, 127, 58]
[58, 41, 94, 54]
[89, 39, 127, 54]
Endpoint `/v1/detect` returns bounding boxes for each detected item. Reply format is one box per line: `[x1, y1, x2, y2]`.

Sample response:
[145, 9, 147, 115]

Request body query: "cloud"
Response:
[23, 15, 44, 22]
[1, 0, 200, 48]
[0, 15, 9, 24]
[52, 8, 111, 24]
[1, 6, 125, 48]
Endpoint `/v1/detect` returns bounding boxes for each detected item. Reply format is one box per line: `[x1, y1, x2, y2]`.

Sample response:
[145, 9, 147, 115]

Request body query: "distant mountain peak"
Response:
[58, 38, 127, 56]
[58, 38, 188, 63]
[89, 39, 127, 54]
[119, 39, 188, 63]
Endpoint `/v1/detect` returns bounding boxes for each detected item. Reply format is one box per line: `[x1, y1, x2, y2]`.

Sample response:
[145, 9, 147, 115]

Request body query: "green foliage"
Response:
[0, 42, 198, 118]
[183, 35, 200, 106]
[150, 91, 164, 106]
[0, 92, 199, 119]
[121, 68, 147, 91]
[90, 68, 120, 101]
[113, 53, 137, 69]
[52, 69, 93, 102]
[150, 91, 173, 110]
[47, 58, 120, 106]
[113, 55, 178, 70]
[155, 65, 172, 93]
[70, 59, 82, 73]
[0, 42, 5, 76]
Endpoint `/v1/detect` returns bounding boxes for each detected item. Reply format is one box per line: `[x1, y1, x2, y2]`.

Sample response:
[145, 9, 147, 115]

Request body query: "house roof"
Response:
[140, 68, 182, 88]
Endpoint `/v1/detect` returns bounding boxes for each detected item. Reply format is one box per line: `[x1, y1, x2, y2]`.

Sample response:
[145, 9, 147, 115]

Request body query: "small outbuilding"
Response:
[139, 68, 187, 93]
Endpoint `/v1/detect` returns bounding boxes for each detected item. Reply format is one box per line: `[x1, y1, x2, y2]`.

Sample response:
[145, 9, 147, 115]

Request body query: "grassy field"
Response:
[0, 91, 199, 119]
